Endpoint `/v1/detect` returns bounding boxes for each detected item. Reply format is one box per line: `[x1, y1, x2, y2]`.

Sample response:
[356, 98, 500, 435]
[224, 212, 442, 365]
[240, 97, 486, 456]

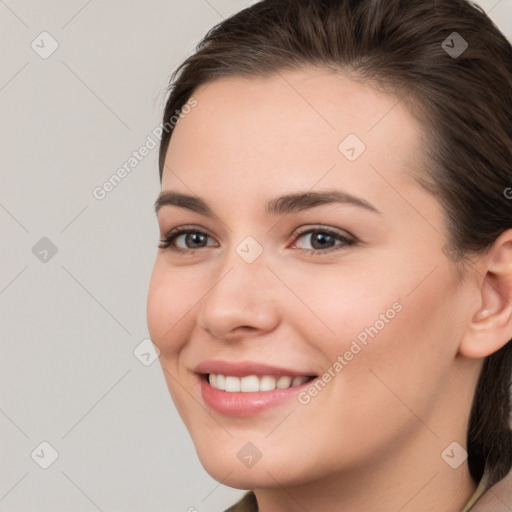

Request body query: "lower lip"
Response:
[199, 375, 315, 417]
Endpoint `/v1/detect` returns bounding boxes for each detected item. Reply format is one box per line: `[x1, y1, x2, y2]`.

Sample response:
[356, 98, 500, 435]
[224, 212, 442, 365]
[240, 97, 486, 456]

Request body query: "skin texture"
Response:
[147, 68, 512, 512]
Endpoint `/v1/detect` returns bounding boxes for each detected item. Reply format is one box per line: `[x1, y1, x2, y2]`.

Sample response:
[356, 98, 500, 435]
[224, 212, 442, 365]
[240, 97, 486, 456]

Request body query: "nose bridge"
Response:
[213, 232, 270, 296]
[210, 237, 269, 305]
[197, 236, 278, 337]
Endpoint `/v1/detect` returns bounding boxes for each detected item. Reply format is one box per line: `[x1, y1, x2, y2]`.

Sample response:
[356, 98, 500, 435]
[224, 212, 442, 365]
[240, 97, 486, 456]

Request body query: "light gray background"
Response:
[1, 1, 511, 511]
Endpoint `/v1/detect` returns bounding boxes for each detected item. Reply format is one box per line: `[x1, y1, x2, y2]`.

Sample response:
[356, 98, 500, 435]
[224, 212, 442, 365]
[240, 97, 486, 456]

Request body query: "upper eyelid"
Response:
[159, 225, 355, 250]
[160, 224, 353, 239]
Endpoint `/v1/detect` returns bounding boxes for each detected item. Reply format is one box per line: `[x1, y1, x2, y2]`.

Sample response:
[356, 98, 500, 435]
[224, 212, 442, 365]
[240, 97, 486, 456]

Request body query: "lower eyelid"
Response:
[292, 237, 354, 253]
[160, 228, 355, 253]
[159, 230, 215, 250]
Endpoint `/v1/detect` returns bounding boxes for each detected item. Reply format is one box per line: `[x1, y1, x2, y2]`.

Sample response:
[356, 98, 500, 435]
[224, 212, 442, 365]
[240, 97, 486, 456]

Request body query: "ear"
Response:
[459, 229, 512, 359]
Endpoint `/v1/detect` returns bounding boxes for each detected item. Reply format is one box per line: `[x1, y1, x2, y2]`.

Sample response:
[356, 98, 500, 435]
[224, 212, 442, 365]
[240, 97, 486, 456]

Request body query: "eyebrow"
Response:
[154, 190, 380, 216]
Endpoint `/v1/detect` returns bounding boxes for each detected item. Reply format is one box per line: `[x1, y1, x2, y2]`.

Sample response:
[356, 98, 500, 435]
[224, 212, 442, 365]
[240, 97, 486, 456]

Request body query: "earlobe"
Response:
[460, 230, 512, 359]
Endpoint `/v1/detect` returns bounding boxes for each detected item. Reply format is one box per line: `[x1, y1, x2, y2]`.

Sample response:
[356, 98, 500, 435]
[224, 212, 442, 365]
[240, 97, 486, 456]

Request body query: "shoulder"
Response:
[223, 491, 258, 512]
[470, 468, 512, 512]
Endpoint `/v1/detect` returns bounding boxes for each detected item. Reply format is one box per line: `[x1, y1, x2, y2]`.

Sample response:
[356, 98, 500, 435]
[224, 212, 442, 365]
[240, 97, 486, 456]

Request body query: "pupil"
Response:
[187, 233, 205, 248]
[183, 232, 336, 250]
[312, 232, 333, 250]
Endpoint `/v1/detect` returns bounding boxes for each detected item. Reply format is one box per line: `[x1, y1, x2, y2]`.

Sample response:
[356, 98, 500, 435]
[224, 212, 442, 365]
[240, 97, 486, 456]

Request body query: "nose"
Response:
[196, 248, 280, 341]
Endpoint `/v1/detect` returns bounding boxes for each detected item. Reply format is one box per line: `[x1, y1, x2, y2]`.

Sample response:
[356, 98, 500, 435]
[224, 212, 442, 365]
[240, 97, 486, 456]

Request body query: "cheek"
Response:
[288, 260, 460, 413]
[335, 267, 462, 428]
[147, 261, 202, 422]
[146, 259, 201, 357]
[284, 262, 403, 357]
[288, 253, 459, 358]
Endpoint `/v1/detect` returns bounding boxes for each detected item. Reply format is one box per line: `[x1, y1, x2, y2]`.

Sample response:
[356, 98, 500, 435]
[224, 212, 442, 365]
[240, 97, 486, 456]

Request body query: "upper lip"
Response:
[194, 360, 317, 378]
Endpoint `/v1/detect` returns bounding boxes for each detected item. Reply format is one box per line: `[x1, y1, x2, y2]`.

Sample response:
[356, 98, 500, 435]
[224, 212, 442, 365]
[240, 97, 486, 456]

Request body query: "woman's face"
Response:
[147, 68, 478, 489]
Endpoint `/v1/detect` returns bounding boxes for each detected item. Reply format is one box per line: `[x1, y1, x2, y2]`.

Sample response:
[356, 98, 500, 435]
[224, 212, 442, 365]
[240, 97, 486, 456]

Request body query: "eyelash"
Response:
[158, 225, 356, 255]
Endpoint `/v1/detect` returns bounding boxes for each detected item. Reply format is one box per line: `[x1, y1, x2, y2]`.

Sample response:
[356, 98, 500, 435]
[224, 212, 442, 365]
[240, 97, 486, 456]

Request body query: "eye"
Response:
[158, 226, 217, 252]
[158, 225, 356, 255]
[291, 227, 356, 254]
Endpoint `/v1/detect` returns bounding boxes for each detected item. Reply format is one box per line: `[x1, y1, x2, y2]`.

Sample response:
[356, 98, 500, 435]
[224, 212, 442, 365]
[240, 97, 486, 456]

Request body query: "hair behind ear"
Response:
[467, 341, 512, 486]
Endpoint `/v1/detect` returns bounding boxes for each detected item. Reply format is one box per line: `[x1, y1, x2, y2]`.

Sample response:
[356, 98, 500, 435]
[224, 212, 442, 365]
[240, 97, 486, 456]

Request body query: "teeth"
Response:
[225, 376, 241, 392]
[292, 376, 309, 387]
[208, 374, 311, 392]
[276, 376, 292, 389]
[260, 375, 277, 391]
[216, 374, 225, 390]
[240, 375, 260, 392]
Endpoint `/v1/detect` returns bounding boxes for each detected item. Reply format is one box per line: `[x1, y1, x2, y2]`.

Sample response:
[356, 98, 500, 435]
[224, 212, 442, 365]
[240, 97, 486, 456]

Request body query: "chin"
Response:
[193, 440, 320, 490]
[199, 459, 288, 490]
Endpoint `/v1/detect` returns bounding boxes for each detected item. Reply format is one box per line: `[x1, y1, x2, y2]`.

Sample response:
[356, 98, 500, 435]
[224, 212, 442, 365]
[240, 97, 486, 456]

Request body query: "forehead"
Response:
[176, 68, 416, 132]
[162, 68, 428, 220]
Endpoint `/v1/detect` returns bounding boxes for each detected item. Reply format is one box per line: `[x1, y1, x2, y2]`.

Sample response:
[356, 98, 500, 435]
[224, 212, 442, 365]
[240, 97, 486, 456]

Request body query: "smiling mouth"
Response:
[205, 373, 316, 392]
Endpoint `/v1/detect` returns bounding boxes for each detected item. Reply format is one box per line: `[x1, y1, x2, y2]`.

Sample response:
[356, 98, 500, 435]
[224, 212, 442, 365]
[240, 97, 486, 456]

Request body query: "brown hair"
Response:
[158, 0, 512, 489]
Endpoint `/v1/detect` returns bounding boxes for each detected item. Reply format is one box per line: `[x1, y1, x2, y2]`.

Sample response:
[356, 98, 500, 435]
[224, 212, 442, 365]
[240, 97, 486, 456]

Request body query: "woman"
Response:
[146, 0, 512, 510]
